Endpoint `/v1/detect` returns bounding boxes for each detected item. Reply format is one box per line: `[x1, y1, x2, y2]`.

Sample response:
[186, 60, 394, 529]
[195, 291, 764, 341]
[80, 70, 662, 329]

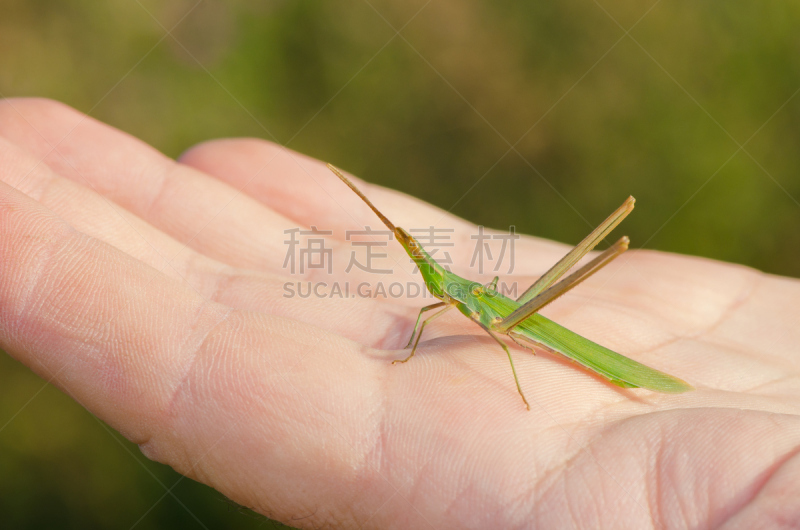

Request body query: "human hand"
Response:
[0, 98, 797, 529]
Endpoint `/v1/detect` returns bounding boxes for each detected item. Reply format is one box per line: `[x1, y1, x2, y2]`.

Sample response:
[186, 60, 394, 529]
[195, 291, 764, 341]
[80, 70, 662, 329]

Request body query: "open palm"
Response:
[0, 99, 797, 529]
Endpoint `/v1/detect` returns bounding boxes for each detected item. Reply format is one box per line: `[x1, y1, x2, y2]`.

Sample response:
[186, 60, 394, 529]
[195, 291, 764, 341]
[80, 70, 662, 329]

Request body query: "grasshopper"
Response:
[327, 164, 692, 409]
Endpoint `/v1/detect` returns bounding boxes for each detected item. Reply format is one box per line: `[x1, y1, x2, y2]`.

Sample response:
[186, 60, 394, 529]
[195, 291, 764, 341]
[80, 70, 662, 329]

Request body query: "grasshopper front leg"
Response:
[404, 302, 446, 348]
[393, 305, 452, 364]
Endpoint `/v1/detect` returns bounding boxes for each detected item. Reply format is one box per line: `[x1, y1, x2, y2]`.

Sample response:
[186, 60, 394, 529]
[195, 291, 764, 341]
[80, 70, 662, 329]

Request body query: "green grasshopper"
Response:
[327, 164, 692, 409]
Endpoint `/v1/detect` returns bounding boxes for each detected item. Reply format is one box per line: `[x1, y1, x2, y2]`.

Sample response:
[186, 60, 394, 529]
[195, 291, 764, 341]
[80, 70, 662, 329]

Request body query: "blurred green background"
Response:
[1, 0, 799, 527]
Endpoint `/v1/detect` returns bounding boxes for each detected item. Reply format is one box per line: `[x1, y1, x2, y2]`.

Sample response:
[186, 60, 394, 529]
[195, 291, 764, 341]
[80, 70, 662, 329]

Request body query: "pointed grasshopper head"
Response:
[326, 164, 446, 294]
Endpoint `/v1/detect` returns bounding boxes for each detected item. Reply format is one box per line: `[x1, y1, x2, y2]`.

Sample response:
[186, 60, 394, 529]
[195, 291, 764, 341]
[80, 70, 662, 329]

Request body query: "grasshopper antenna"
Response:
[327, 163, 397, 232]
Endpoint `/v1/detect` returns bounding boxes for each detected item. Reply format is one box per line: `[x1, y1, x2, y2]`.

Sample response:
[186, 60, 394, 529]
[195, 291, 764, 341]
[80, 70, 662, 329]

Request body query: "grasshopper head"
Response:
[394, 227, 419, 255]
[394, 226, 435, 266]
[327, 163, 445, 283]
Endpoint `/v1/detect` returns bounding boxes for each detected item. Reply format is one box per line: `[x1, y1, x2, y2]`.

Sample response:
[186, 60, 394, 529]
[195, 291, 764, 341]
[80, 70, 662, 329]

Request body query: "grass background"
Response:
[1, 1, 799, 528]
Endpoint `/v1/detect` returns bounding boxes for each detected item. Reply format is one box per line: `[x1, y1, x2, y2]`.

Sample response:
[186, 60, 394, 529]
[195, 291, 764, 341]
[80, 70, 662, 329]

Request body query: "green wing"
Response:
[512, 313, 692, 393]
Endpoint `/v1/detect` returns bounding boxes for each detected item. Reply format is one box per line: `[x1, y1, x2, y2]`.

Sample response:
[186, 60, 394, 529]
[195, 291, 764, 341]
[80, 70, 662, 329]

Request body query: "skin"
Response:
[0, 98, 798, 529]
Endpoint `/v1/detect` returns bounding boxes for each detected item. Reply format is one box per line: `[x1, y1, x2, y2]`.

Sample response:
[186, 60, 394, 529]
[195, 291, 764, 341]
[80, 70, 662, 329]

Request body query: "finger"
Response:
[0, 134, 412, 347]
[179, 138, 473, 236]
[0, 176, 401, 524]
[0, 98, 300, 272]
